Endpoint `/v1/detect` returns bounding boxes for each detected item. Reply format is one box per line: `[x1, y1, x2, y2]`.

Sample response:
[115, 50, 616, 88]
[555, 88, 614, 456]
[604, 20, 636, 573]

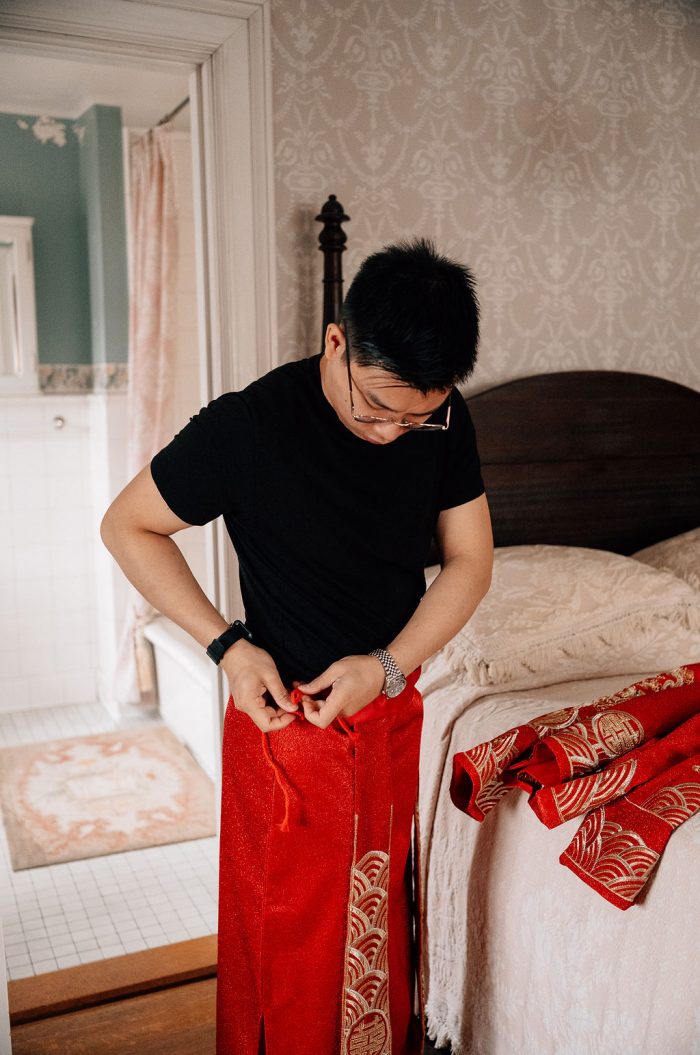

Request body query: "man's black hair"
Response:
[338, 236, 480, 394]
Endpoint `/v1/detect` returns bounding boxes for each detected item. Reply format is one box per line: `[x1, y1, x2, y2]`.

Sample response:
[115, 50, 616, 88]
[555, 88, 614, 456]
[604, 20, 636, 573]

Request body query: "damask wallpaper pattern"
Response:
[270, 0, 700, 393]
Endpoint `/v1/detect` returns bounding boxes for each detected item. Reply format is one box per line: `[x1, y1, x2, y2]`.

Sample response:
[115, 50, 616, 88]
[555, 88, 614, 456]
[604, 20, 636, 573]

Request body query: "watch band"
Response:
[368, 647, 406, 697]
[206, 619, 253, 665]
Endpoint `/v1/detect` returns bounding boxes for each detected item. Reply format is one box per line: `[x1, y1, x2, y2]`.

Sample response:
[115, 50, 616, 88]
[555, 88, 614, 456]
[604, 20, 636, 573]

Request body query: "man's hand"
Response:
[295, 655, 386, 729]
[221, 639, 299, 733]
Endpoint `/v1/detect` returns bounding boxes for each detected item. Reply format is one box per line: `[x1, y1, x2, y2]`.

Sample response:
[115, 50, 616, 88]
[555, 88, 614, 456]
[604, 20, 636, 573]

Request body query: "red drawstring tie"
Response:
[260, 730, 296, 832]
[260, 688, 358, 832]
[256, 672, 421, 833]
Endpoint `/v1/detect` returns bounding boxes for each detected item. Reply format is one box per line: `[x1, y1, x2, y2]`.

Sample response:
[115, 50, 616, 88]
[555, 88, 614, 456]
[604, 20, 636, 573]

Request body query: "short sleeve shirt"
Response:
[150, 352, 485, 686]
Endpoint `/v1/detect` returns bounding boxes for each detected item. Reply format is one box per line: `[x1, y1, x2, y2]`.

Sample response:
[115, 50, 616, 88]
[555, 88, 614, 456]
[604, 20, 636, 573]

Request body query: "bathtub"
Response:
[142, 615, 217, 781]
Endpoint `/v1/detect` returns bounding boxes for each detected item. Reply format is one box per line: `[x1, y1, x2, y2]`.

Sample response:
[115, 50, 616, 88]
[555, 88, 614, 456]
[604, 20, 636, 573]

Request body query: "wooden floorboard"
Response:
[8, 936, 217, 1025]
[8, 934, 452, 1053]
[11, 976, 216, 1055]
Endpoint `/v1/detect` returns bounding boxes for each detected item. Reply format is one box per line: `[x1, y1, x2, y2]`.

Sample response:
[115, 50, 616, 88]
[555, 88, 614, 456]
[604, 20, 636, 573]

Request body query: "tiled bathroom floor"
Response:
[0, 700, 218, 981]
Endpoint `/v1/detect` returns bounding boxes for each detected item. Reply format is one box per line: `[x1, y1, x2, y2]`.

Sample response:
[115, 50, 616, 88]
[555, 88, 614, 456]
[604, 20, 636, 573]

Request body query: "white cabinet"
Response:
[0, 216, 39, 395]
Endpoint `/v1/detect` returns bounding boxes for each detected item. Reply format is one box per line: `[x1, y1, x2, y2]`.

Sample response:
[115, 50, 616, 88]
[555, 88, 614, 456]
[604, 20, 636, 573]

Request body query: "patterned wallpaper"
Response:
[270, 0, 700, 394]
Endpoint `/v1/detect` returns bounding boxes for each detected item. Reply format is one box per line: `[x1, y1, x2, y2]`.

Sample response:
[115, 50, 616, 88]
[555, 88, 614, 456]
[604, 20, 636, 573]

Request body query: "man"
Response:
[100, 236, 493, 1055]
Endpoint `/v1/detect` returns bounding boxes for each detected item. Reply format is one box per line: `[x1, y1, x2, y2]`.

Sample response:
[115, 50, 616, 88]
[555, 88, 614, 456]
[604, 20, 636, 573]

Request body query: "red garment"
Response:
[529, 711, 700, 829]
[450, 663, 700, 909]
[508, 668, 700, 788]
[216, 667, 426, 1055]
[559, 754, 700, 909]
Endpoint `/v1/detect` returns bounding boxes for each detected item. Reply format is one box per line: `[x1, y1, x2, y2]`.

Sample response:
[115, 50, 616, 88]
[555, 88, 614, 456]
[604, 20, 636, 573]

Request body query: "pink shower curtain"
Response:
[114, 123, 178, 711]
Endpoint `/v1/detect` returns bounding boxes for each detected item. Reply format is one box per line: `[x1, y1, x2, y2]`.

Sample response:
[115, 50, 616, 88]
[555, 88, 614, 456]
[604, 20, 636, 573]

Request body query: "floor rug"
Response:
[0, 724, 217, 870]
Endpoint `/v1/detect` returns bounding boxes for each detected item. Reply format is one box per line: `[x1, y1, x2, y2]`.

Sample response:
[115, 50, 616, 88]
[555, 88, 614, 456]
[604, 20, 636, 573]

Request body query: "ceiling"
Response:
[0, 50, 191, 131]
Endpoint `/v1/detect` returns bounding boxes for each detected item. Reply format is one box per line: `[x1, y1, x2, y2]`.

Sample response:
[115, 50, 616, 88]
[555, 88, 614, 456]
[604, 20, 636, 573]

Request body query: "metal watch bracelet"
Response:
[368, 647, 407, 697]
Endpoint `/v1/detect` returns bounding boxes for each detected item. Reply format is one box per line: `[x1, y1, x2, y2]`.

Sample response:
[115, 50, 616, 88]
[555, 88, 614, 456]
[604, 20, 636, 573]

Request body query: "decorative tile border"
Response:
[38, 363, 128, 394]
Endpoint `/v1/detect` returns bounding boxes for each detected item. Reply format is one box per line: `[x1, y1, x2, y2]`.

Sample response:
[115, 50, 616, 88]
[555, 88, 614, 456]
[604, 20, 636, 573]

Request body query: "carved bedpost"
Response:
[315, 194, 350, 353]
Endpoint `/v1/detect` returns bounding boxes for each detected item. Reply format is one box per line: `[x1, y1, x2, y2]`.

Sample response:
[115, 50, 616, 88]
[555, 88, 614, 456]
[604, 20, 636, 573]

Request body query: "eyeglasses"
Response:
[342, 332, 452, 431]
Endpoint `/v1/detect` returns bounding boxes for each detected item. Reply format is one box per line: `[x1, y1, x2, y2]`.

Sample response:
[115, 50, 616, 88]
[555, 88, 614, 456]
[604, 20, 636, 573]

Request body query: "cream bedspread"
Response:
[415, 659, 700, 1055]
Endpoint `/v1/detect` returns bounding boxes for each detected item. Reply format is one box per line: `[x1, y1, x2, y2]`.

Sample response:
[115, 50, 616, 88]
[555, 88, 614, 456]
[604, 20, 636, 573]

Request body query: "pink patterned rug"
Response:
[0, 725, 217, 870]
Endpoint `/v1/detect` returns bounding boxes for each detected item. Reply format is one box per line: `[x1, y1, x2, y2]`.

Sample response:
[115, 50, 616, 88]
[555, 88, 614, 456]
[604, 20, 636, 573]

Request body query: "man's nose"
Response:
[372, 423, 404, 443]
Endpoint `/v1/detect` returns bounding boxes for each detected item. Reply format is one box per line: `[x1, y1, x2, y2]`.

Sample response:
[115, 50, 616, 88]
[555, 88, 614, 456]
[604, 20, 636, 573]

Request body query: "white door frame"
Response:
[0, 0, 277, 823]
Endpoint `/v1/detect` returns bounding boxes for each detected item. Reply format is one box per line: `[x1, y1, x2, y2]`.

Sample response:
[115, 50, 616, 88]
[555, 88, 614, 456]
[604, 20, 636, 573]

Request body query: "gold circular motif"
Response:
[347, 1009, 389, 1055]
[595, 710, 644, 756]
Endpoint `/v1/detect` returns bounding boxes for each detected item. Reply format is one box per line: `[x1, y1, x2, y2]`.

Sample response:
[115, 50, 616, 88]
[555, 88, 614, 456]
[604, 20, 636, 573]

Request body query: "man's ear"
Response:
[324, 322, 346, 359]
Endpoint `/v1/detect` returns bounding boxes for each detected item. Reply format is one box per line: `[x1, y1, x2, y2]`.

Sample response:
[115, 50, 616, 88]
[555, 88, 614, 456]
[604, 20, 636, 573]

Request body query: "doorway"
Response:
[0, 0, 276, 995]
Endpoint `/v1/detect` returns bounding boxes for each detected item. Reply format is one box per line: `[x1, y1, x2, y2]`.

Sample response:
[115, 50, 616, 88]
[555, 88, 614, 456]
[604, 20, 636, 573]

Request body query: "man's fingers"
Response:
[262, 708, 298, 732]
[231, 683, 299, 732]
[297, 680, 320, 694]
[297, 665, 340, 695]
[264, 670, 298, 712]
[230, 665, 348, 732]
[249, 696, 299, 732]
[302, 685, 346, 729]
[225, 648, 302, 730]
[299, 693, 322, 720]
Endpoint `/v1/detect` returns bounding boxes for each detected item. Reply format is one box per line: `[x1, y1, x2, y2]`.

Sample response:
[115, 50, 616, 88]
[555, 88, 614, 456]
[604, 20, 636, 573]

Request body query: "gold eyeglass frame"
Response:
[342, 329, 452, 431]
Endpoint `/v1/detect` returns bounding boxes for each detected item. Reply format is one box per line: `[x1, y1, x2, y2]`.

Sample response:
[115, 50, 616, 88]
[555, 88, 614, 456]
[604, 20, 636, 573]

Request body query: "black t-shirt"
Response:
[150, 352, 485, 687]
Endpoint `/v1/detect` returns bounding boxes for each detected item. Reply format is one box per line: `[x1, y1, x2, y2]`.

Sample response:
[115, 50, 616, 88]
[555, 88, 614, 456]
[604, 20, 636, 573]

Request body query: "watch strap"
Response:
[368, 647, 405, 693]
[206, 619, 253, 664]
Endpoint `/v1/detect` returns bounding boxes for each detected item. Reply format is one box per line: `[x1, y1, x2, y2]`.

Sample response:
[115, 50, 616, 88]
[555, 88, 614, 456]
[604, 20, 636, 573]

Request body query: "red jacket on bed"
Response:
[450, 663, 700, 910]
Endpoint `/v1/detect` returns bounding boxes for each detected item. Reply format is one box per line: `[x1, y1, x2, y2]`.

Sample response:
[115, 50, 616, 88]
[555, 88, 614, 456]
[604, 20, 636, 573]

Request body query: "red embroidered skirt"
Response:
[216, 666, 426, 1055]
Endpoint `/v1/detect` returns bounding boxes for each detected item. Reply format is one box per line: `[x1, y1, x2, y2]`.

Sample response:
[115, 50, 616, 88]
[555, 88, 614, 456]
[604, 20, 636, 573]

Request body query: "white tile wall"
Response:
[0, 394, 98, 713]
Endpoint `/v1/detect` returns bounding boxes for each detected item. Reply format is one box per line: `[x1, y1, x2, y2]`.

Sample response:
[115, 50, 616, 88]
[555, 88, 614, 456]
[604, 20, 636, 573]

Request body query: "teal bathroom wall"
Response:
[0, 105, 128, 365]
[78, 106, 128, 365]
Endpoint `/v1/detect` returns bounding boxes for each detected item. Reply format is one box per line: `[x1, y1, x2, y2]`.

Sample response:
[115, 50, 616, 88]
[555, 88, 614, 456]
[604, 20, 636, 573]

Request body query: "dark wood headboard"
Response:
[467, 371, 700, 554]
[316, 197, 700, 557]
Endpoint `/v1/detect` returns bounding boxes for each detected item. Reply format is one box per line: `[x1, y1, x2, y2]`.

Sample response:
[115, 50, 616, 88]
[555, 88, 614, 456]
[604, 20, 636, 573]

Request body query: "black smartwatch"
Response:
[206, 619, 253, 664]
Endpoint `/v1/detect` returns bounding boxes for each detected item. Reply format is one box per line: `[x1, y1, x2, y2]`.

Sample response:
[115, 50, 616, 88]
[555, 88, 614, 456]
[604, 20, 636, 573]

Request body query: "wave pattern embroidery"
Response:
[530, 707, 580, 735]
[341, 819, 392, 1055]
[592, 666, 694, 711]
[472, 730, 522, 816]
[551, 758, 639, 822]
[641, 766, 700, 827]
[563, 807, 660, 903]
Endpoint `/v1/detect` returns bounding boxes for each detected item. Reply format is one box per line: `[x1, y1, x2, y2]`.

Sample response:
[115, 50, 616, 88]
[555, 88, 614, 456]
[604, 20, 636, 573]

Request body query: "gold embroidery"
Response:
[595, 710, 645, 755]
[550, 758, 638, 822]
[591, 666, 694, 711]
[530, 707, 579, 733]
[340, 809, 393, 1055]
[547, 710, 645, 777]
[640, 766, 700, 827]
[474, 779, 512, 816]
[470, 730, 522, 816]
[412, 798, 426, 1041]
[562, 806, 660, 902]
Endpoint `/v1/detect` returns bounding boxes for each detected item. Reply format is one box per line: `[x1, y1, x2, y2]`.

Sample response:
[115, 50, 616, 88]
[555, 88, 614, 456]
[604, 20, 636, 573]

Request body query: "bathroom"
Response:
[0, 48, 224, 989]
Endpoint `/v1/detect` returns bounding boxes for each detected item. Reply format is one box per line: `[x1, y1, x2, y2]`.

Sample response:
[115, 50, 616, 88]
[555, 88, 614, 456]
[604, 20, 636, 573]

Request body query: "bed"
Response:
[314, 200, 700, 1055]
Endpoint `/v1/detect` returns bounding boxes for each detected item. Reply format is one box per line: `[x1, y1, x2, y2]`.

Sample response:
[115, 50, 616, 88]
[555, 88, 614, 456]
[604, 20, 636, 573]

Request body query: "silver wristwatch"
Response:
[368, 648, 407, 698]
